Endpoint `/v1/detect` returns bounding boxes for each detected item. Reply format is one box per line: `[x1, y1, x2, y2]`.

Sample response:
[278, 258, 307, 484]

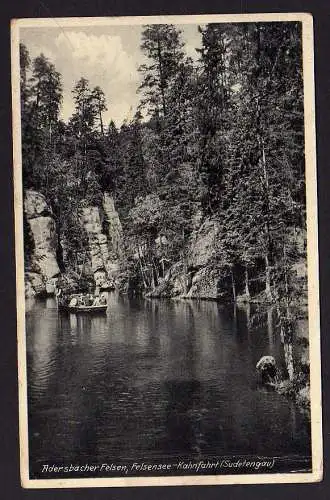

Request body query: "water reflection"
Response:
[26, 296, 311, 477]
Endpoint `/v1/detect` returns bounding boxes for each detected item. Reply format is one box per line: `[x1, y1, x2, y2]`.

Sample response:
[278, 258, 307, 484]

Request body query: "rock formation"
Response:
[81, 205, 107, 285]
[81, 193, 123, 285]
[187, 219, 220, 269]
[102, 192, 123, 277]
[147, 218, 224, 299]
[256, 356, 278, 385]
[24, 190, 60, 297]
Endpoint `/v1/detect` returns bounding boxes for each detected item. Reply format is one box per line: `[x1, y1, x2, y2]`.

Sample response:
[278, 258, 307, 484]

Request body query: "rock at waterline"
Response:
[103, 192, 123, 258]
[24, 190, 53, 219]
[24, 190, 60, 284]
[296, 385, 310, 408]
[256, 355, 278, 385]
[81, 195, 123, 283]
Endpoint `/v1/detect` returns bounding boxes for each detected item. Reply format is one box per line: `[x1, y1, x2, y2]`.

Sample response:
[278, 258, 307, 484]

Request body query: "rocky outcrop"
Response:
[185, 267, 223, 299]
[81, 193, 123, 285]
[147, 218, 225, 299]
[103, 192, 123, 277]
[256, 354, 310, 410]
[24, 191, 123, 294]
[25, 271, 46, 298]
[146, 262, 190, 298]
[24, 190, 60, 296]
[184, 219, 228, 299]
[81, 206, 108, 285]
[256, 356, 278, 385]
[103, 193, 122, 256]
[296, 385, 310, 409]
[187, 219, 220, 269]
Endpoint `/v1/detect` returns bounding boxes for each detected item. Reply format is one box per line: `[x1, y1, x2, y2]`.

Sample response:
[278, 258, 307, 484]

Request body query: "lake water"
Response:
[26, 293, 311, 479]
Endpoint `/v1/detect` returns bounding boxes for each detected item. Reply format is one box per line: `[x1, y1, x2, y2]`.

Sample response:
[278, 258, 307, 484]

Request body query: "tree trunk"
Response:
[284, 341, 294, 381]
[260, 136, 269, 190]
[157, 36, 167, 117]
[152, 258, 159, 288]
[99, 107, 104, 136]
[246, 302, 251, 333]
[244, 265, 250, 299]
[267, 307, 274, 346]
[137, 245, 148, 289]
[276, 303, 295, 381]
[264, 254, 272, 301]
[49, 121, 52, 146]
[231, 267, 236, 302]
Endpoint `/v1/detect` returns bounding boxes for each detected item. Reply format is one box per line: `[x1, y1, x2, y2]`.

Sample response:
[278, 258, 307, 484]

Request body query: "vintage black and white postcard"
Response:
[11, 13, 322, 488]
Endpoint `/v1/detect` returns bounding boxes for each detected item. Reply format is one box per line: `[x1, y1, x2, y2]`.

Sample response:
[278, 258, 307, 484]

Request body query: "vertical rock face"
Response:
[187, 219, 220, 269]
[24, 190, 60, 296]
[103, 193, 122, 256]
[146, 218, 226, 299]
[185, 219, 224, 298]
[81, 194, 122, 284]
[81, 206, 108, 285]
[102, 192, 123, 277]
[23, 190, 123, 294]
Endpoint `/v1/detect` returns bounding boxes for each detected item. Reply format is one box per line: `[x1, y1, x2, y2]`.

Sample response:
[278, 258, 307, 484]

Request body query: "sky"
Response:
[21, 23, 203, 127]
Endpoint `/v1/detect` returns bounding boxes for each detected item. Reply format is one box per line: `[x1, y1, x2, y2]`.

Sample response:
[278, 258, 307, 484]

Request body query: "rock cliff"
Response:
[24, 190, 60, 297]
[24, 190, 123, 296]
[103, 192, 123, 277]
[81, 193, 123, 285]
[146, 219, 225, 299]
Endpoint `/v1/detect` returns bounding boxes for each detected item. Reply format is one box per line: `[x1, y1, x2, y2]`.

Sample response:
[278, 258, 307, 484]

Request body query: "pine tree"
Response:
[29, 53, 63, 146]
[68, 78, 107, 202]
[195, 23, 234, 213]
[91, 85, 107, 136]
[19, 43, 30, 115]
[138, 24, 184, 119]
[116, 116, 148, 216]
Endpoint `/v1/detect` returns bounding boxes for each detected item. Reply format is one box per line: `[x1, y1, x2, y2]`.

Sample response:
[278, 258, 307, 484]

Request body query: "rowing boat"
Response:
[56, 291, 108, 313]
[63, 304, 107, 313]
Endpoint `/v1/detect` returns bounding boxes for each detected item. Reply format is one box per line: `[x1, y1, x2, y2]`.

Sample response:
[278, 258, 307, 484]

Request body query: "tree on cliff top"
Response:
[20, 43, 30, 115]
[138, 24, 185, 119]
[195, 23, 234, 214]
[29, 53, 63, 146]
[20, 48, 63, 187]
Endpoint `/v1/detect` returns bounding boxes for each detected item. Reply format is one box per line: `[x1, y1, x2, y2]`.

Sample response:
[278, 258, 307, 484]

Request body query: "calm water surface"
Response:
[26, 293, 311, 478]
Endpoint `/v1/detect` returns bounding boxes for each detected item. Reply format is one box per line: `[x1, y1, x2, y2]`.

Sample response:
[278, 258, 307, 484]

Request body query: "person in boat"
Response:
[92, 296, 100, 306]
[92, 293, 107, 306]
[56, 288, 70, 307]
[69, 296, 78, 307]
[78, 294, 84, 306]
[56, 287, 64, 305]
[99, 293, 107, 305]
